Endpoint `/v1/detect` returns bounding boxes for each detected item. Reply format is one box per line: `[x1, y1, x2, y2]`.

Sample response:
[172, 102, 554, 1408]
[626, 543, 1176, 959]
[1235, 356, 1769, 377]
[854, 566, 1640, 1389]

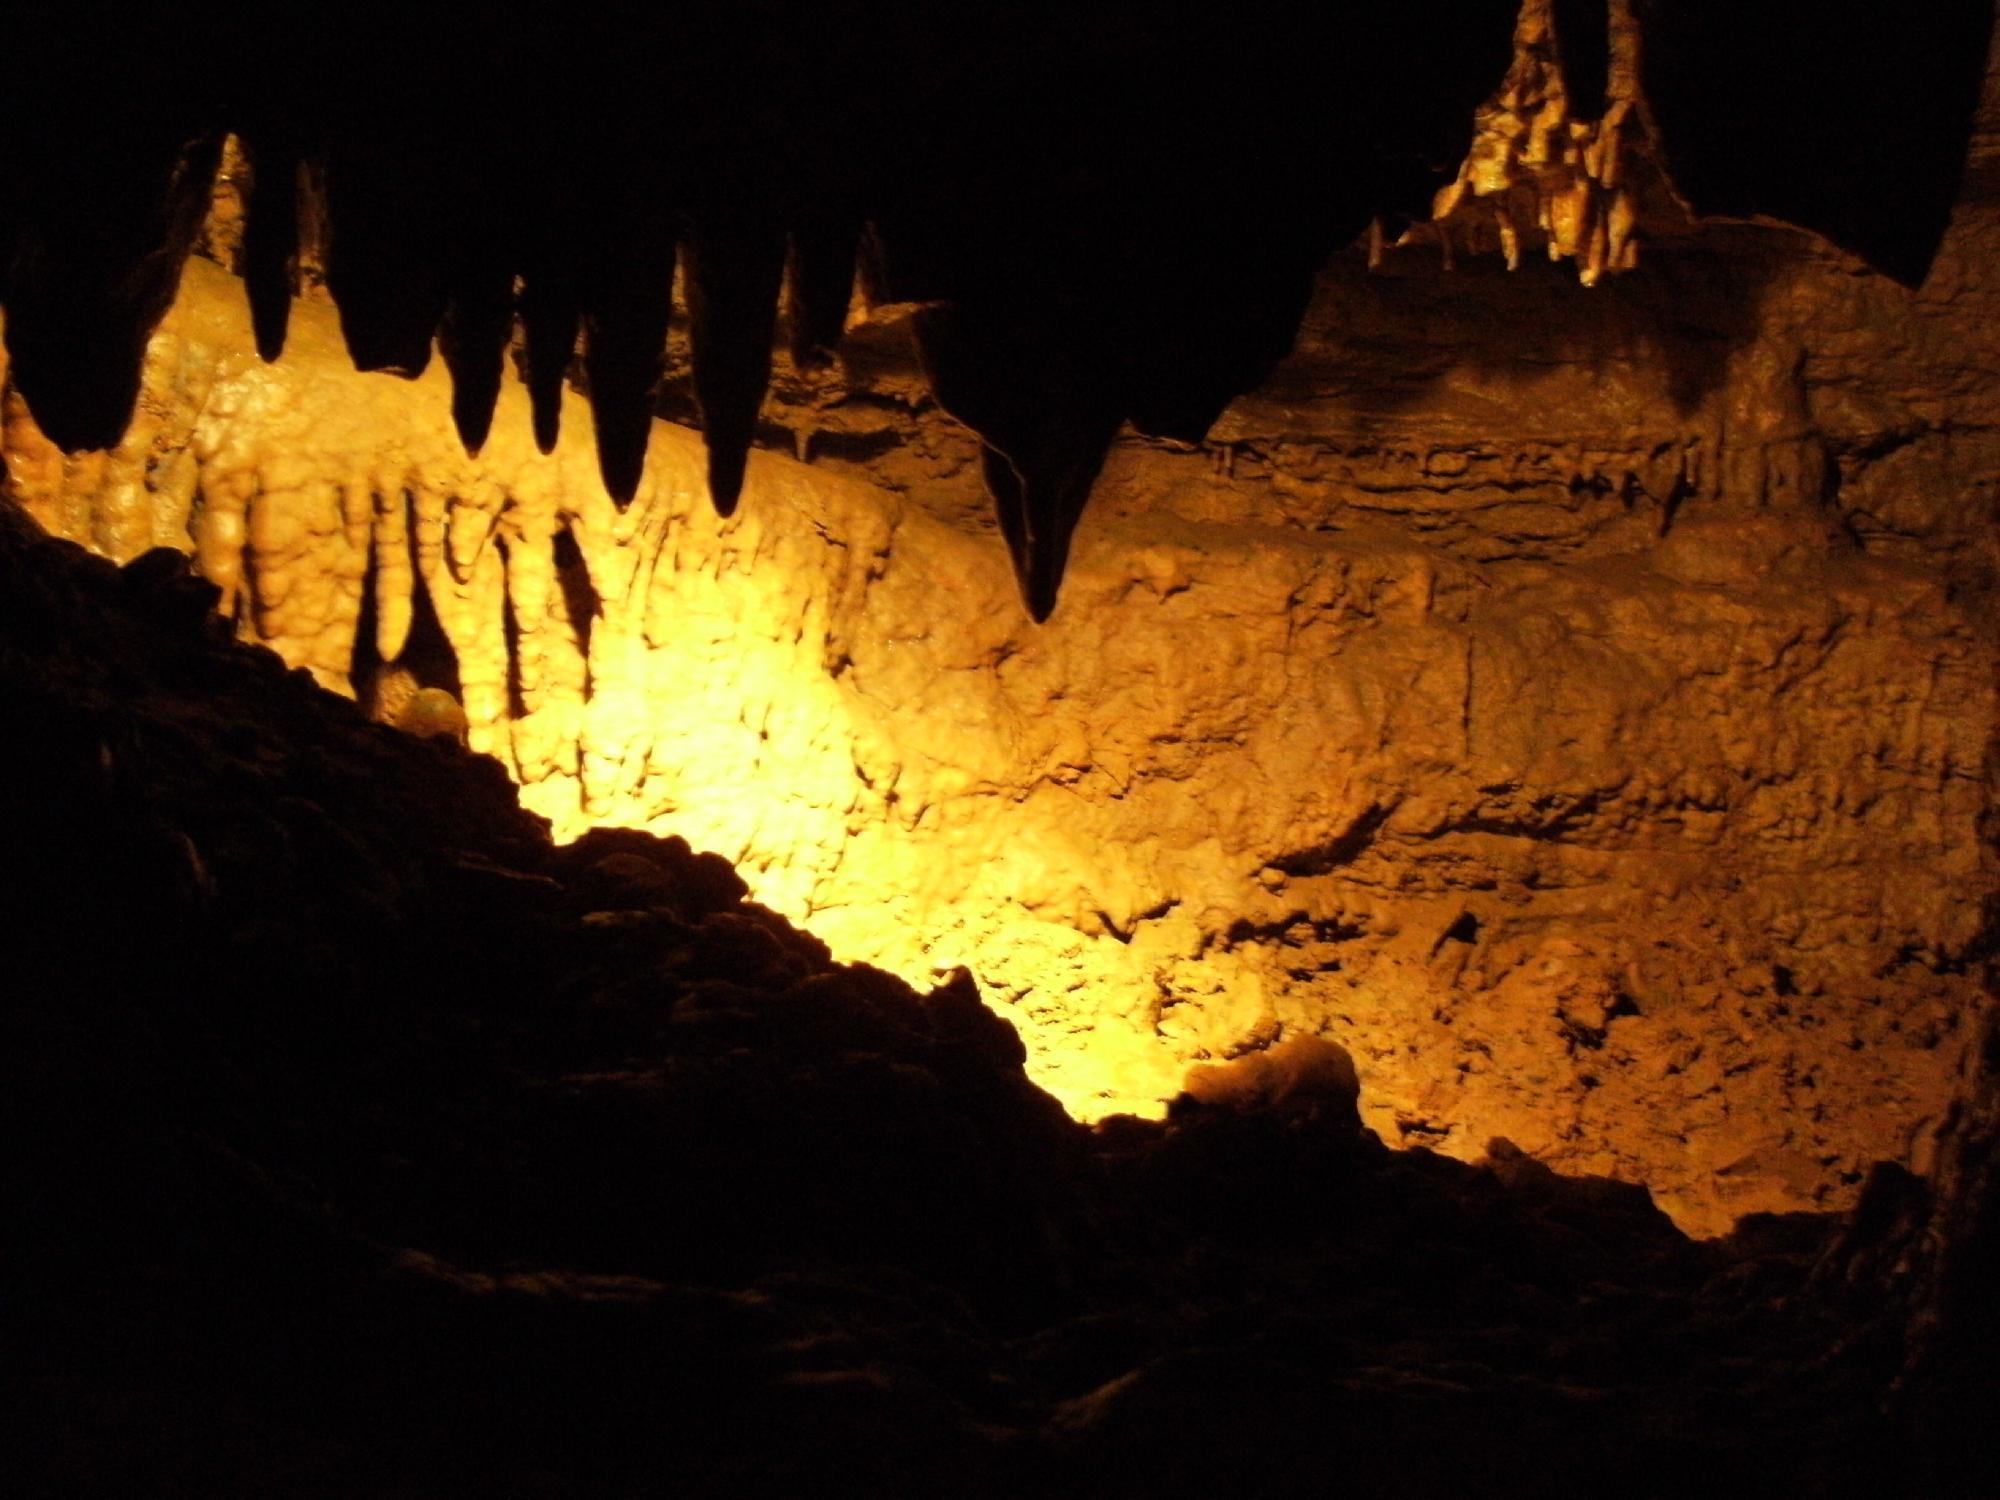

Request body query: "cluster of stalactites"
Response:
[0, 4, 1529, 621]
[205, 132, 854, 523]
[1411, 0, 1653, 284]
[0, 2, 1990, 620]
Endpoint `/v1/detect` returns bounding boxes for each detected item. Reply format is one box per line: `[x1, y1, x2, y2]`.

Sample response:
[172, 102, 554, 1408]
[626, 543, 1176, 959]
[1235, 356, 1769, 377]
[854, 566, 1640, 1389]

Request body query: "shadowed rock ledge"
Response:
[4, 495, 1991, 1497]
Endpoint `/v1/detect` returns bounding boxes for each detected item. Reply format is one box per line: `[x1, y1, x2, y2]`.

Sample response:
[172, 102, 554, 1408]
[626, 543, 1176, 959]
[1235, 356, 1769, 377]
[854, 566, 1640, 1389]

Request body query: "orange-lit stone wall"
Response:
[5, 40, 1997, 1235]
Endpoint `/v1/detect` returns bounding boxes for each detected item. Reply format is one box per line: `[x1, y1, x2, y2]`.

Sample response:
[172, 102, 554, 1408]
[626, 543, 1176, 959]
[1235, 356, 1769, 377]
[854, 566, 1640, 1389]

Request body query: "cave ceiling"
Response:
[1, 0, 1993, 618]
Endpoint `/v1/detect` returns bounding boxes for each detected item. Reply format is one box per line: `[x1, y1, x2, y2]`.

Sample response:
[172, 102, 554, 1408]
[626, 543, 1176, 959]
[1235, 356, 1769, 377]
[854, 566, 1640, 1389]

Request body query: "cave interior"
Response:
[5, 2, 2000, 1496]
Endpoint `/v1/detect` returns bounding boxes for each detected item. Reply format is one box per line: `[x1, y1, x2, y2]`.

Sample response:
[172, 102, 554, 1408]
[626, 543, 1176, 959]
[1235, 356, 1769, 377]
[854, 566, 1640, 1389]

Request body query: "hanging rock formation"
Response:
[5, 8, 2000, 1492]
[4, 1, 1990, 615]
[9, 150, 1998, 1233]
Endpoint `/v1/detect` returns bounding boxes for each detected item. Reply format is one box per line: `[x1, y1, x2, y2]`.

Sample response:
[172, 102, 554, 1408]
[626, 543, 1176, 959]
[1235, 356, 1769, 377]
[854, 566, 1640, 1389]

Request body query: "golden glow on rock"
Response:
[1410, 0, 1656, 282]
[6, 244, 1990, 1236]
[540, 545, 1186, 1120]
[0, 264, 1190, 1123]
[535, 542, 1189, 1120]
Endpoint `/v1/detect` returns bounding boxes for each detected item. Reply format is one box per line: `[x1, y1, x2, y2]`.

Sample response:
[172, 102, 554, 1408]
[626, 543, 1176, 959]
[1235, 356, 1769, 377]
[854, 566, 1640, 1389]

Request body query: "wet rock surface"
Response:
[3, 503, 1984, 1497]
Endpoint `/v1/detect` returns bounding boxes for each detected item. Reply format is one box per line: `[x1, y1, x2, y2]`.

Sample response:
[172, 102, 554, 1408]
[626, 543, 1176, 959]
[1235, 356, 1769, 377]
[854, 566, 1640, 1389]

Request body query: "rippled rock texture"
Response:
[3, 506, 1982, 1497]
[5, 10, 1998, 1235]
[10, 185, 1994, 1236]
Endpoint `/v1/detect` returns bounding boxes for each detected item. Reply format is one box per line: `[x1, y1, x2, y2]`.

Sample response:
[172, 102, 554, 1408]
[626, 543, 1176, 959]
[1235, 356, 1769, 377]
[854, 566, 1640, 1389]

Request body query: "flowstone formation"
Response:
[10, 145, 1998, 1233]
[4, 497, 1994, 1497]
[5, 2, 1998, 1237]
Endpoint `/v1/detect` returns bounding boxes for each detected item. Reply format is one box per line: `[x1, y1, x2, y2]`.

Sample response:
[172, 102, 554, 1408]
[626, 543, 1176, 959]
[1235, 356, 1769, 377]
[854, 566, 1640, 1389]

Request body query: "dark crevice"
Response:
[551, 524, 599, 670]
[498, 538, 527, 721]
[400, 544, 462, 703]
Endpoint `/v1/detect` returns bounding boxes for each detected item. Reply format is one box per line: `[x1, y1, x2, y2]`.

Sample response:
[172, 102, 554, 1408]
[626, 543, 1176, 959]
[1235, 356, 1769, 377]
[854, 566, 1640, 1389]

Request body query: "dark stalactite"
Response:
[3, 130, 221, 452]
[917, 305, 1124, 622]
[685, 223, 787, 518]
[581, 224, 678, 508]
[439, 260, 517, 459]
[435, 88, 520, 459]
[321, 131, 450, 379]
[312, 11, 491, 383]
[239, 136, 302, 364]
[520, 271, 581, 458]
[873, 1, 1515, 612]
[981, 435, 1118, 625]
[2, 8, 223, 447]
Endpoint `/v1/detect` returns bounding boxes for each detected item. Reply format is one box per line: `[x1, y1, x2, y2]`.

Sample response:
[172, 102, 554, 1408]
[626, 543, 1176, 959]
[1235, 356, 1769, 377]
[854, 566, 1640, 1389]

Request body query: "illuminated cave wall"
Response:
[5, 33, 1998, 1238]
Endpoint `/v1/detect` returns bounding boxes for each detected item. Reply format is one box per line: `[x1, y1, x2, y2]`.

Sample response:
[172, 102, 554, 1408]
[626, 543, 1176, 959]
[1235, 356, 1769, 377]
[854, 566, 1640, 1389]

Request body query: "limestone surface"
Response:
[6, 56, 1997, 1230]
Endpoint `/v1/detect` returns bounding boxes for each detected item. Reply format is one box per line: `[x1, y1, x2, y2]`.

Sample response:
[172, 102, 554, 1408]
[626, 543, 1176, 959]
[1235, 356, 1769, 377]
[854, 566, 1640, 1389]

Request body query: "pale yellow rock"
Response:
[1413, 0, 1662, 283]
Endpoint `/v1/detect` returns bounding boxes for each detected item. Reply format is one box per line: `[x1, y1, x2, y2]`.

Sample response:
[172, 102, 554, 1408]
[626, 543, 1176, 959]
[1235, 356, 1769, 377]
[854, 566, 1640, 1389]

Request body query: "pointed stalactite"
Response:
[239, 135, 302, 363]
[787, 216, 861, 369]
[912, 303, 1121, 621]
[5, 130, 222, 453]
[580, 229, 676, 507]
[439, 261, 516, 457]
[520, 271, 581, 455]
[322, 138, 449, 378]
[685, 223, 787, 517]
[981, 417, 1118, 624]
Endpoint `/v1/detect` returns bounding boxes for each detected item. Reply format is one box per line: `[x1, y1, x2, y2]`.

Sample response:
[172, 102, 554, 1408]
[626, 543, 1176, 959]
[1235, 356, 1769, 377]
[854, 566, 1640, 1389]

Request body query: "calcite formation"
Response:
[6, 3, 1998, 1239]
[9, 9, 2000, 1496]
[10, 81, 1999, 1235]
[5, 3, 1990, 617]
[1423, 0, 1657, 282]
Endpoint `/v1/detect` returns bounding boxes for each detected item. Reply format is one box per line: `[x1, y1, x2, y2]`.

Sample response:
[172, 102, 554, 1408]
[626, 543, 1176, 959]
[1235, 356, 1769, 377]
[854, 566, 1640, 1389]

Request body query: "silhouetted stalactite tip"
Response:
[581, 227, 677, 507]
[439, 261, 517, 458]
[685, 223, 787, 518]
[520, 272, 581, 456]
[981, 427, 1118, 624]
[322, 137, 450, 379]
[240, 136, 302, 363]
[914, 302, 1125, 621]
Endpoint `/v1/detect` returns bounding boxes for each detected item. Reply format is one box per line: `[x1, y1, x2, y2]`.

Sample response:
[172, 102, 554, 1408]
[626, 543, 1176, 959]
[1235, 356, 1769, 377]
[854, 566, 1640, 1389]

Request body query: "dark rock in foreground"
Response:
[1, 504, 1989, 1496]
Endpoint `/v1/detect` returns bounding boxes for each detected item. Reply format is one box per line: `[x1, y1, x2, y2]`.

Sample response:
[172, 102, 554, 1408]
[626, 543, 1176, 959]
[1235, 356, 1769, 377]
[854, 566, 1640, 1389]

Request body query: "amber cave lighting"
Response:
[1, 256, 1201, 1123]
[7, 0, 2000, 1234]
[10, 0, 2000, 1493]
[8, 172, 1996, 1240]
